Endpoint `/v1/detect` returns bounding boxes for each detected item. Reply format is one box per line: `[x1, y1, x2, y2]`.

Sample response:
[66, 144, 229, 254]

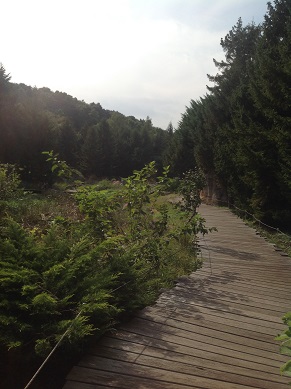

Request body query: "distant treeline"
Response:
[0, 71, 173, 183]
[166, 0, 291, 227]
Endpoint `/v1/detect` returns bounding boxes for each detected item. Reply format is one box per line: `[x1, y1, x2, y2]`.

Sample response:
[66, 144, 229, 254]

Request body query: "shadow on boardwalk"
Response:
[206, 245, 261, 261]
[64, 204, 291, 389]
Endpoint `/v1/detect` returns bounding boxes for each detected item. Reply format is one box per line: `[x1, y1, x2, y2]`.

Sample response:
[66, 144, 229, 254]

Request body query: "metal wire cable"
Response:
[205, 198, 290, 237]
[23, 203, 215, 388]
[24, 309, 84, 389]
[23, 279, 134, 389]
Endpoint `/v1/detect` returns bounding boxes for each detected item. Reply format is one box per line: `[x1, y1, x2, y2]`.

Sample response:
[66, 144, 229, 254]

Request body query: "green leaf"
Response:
[276, 333, 289, 341]
[8, 340, 22, 350]
[281, 360, 291, 377]
[280, 346, 291, 357]
[283, 313, 291, 328]
[282, 339, 291, 347]
[32, 292, 57, 313]
[35, 338, 52, 356]
[283, 312, 291, 321]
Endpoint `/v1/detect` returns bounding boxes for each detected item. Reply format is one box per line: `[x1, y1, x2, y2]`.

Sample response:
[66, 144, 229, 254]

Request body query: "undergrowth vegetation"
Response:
[255, 227, 291, 258]
[235, 208, 291, 379]
[0, 162, 210, 368]
[238, 214, 291, 257]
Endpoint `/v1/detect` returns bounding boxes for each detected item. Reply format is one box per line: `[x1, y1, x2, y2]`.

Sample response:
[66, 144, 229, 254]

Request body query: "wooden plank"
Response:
[64, 204, 290, 388]
[171, 284, 287, 313]
[66, 365, 198, 389]
[154, 298, 284, 330]
[174, 284, 290, 310]
[157, 293, 285, 323]
[188, 273, 291, 299]
[63, 381, 107, 389]
[77, 354, 262, 389]
[89, 344, 287, 388]
[105, 330, 282, 374]
[182, 276, 291, 302]
[139, 305, 282, 337]
[200, 262, 291, 279]
[117, 319, 285, 364]
[133, 313, 280, 354]
[93, 338, 284, 383]
[137, 309, 280, 348]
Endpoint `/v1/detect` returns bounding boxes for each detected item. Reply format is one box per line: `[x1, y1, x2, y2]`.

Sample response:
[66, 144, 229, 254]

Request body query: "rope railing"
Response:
[203, 198, 290, 238]
[24, 230, 204, 388]
[25, 198, 287, 388]
[23, 280, 132, 389]
[24, 309, 84, 389]
[23, 231, 205, 388]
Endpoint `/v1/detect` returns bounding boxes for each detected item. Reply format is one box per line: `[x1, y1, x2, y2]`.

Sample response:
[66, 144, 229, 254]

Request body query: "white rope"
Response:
[23, 278, 135, 389]
[206, 198, 290, 238]
[24, 309, 83, 389]
[23, 204, 214, 388]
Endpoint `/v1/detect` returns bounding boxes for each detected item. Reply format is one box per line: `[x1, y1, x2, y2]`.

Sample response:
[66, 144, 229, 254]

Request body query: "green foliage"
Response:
[75, 187, 122, 238]
[0, 162, 212, 366]
[96, 179, 117, 190]
[178, 169, 205, 215]
[0, 63, 11, 84]
[0, 215, 118, 357]
[175, 169, 214, 252]
[0, 71, 170, 185]
[247, 222, 291, 256]
[168, 0, 291, 228]
[0, 164, 21, 200]
[123, 161, 158, 237]
[42, 150, 83, 188]
[0, 191, 81, 230]
[276, 312, 291, 380]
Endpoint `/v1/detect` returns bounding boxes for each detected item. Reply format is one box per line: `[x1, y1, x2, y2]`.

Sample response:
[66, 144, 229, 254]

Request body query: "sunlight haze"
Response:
[2, 0, 268, 129]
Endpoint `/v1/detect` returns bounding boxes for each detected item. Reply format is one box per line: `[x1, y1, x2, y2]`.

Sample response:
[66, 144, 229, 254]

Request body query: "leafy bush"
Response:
[42, 151, 84, 188]
[0, 218, 118, 356]
[0, 164, 21, 200]
[165, 176, 181, 192]
[0, 162, 212, 363]
[276, 312, 291, 380]
[96, 179, 119, 191]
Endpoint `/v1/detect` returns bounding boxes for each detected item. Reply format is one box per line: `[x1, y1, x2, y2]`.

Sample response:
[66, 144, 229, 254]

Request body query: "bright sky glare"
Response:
[2, 0, 269, 129]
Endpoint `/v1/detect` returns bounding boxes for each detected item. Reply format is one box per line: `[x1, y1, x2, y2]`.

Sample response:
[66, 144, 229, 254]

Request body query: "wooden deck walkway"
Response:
[64, 204, 291, 388]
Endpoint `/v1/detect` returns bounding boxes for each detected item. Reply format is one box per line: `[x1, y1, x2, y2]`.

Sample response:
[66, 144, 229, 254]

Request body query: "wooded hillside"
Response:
[0, 71, 171, 184]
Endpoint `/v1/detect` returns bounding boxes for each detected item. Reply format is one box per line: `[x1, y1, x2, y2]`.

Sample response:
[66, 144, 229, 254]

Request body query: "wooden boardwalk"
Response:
[64, 204, 291, 388]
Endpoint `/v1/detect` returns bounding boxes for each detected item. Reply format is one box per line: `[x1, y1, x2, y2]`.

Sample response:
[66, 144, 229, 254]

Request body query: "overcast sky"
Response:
[2, 0, 269, 129]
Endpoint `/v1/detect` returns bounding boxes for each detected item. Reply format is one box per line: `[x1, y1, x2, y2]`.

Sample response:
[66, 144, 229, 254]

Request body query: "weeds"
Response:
[0, 162, 210, 362]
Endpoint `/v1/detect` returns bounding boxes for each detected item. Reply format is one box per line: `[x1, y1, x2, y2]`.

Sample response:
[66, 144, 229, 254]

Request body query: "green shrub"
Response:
[276, 312, 291, 380]
[0, 218, 117, 356]
[0, 162, 212, 361]
[0, 164, 21, 200]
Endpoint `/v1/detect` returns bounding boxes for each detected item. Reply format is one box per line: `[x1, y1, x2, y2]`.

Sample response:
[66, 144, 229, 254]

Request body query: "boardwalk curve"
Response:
[64, 204, 291, 388]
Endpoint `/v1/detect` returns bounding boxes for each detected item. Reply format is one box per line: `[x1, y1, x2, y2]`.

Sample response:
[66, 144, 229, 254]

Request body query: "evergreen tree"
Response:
[81, 126, 99, 176]
[95, 119, 113, 177]
[176, 2, 290, 225]
[0, 63, 11, 96]
[246, 0, 291, 223]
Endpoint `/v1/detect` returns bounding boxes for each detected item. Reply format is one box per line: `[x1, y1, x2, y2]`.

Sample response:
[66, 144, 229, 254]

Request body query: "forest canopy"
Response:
[167, 0, 291, 227]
